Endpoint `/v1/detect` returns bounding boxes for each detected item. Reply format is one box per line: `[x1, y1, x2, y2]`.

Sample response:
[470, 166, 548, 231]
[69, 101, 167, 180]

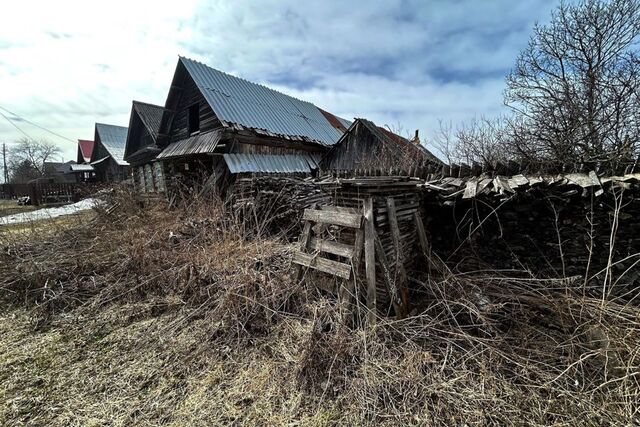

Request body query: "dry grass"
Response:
[0, 187, 638, 426]
[0, 199, 39, 216]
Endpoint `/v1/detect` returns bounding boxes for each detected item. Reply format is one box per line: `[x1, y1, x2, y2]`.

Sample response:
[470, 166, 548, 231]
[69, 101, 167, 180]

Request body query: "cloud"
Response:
[0, 0, 559, 162]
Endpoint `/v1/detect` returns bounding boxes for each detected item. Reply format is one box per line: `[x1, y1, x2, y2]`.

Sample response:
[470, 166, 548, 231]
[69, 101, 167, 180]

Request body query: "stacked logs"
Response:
[422, 172, 640, 296]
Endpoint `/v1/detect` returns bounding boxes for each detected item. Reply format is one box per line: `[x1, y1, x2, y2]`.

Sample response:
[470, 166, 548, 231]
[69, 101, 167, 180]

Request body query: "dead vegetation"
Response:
[0, 188, 639, 426]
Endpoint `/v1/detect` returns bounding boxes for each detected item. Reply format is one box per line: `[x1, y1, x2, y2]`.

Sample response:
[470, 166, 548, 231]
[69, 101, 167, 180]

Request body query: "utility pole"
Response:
[2, 142, 7, 183]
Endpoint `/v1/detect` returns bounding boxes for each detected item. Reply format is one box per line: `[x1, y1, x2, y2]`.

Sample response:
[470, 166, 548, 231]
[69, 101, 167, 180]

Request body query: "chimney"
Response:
[412, 129, 420, 145]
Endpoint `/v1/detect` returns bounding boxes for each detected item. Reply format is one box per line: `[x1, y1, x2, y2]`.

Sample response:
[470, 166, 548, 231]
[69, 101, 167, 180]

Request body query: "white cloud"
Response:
[0, 0, 558, 162]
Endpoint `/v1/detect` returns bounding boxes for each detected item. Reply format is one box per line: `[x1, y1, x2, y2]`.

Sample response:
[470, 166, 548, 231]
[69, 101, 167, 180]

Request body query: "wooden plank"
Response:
[352, 228, 364, 271]
[292, 252, 352, 279]
[385, 197, 409, 317]
[294, 214, 314, 281]
[374, 232, 404, 317]
[414, 212, 429, 259]
[462, 179, 478, 199]
[319, 205, 359, 214]
[309, 237, 354, 258]
[364, 198, 376, 325]
[303, 209, 363, 228]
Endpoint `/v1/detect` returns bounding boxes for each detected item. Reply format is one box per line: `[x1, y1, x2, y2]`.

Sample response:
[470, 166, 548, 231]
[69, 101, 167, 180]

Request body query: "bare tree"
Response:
[429, 117, 511, 166]
[455, 117, 511, 165]
[505, 0, 640, 164]
[8, 138, 61, 182]
[431, 120, 456, 165]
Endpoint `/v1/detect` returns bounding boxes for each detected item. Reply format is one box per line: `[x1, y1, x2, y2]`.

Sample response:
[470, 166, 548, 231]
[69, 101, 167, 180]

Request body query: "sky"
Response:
[0, 0, 560, 164]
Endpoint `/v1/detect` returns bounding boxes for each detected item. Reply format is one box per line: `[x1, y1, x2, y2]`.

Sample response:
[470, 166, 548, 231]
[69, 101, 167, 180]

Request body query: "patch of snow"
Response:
[0, 198, 101, 226]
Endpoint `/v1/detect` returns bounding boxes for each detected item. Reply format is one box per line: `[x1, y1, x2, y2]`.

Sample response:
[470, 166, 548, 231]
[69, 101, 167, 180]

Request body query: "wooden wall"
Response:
[321, 121, 437, 174]
[126, 112, 155, 161]
[168, 64, 222, 144]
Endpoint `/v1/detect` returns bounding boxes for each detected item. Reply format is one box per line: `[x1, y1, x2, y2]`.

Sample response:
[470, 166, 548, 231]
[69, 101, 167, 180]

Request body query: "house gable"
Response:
[124, 101, 165, 165]
[320, 118, 442, 172]
[160, 60, 221, 145]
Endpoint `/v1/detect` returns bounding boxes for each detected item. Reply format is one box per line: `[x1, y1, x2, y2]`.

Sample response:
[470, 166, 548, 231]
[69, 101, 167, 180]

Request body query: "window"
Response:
[188, 103, 200, 134]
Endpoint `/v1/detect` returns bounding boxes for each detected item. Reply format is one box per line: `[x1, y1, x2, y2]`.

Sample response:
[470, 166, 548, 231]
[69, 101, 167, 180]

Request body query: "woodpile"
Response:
[422, 171, 640, 296]
[228, 175, 330, 238]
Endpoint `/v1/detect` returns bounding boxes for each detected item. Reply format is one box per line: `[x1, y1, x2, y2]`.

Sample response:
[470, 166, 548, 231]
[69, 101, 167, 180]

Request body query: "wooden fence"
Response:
[0, 182, 101, 206]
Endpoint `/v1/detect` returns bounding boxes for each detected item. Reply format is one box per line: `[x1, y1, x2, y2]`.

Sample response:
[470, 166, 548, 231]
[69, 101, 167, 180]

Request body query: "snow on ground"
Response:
[0, 198, 100, 226]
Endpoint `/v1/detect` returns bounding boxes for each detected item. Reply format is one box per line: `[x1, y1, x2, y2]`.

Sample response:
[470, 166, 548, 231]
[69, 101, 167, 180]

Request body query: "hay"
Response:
[0, 188, 638, 425]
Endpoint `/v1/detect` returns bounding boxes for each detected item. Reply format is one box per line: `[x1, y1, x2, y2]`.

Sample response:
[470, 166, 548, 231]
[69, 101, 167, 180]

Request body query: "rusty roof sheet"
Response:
[157, 130, 223, 159]
[180, 57, 348, 146]
[223, 153, 320, 174]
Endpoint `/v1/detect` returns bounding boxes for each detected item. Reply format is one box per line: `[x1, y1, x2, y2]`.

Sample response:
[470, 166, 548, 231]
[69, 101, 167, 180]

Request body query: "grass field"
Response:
[0, 190, 638, 426]
[0, 199, 39, 217]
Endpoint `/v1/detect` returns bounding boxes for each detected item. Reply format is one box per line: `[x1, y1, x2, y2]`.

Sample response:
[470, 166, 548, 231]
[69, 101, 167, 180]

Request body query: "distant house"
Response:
[74, 139, 96, 182]
[131, 56, 349, 194]
[77, 139, 95, 164]
[42, 161, 77, 183]
[91, 123, 131, 182]
[319, 118, 442, 174]
[123, 101, 166, 192]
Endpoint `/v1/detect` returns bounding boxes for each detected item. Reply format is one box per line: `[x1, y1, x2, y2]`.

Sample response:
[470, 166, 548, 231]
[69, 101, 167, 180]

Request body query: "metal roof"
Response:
[91, 156, 110, 165]
[44, 161, 72, 174]
[69, 163, 94, 172]
[96, 123, 129, 165]
[133, 101, 164, 140]
[77, 140, 94, 163]
[157, 130, 223, 159]
[180, 57, 347, 146]
[223, 153, 321, 174]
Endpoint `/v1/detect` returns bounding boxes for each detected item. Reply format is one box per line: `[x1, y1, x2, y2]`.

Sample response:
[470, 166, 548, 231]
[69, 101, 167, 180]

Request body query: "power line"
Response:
[0, 110, 35, 141]
[0, 104, 76, 143]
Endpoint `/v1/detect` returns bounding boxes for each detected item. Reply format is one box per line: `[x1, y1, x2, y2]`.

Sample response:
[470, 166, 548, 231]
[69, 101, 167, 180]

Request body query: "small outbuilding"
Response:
[319, 118, 442, 175]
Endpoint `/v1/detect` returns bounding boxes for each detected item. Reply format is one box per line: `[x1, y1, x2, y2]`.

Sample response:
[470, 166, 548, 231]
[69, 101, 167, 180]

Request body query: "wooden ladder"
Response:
[293, 198, 425, 324]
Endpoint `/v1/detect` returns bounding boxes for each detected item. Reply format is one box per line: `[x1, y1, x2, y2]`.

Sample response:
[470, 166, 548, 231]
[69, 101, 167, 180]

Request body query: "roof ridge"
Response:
[132, 100, 164, 109]
[180, 56, 319, 108]
[96, 122, 128, 129]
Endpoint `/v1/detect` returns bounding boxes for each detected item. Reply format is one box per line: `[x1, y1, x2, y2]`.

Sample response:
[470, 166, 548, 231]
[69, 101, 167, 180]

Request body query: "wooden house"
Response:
[90, 123, 131, 182]
[76, 139, 94, 164]
[123, 101, 166, 192]
[74, 139, 96, 182]
[42, 161, 77, 183]
[319, 118, 442, 175]
[145, 57, 349, 194]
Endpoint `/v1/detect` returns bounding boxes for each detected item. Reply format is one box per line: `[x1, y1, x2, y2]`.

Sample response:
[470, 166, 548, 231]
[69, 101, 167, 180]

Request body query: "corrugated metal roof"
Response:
[223, 153, 320, 174]
[78, 139, 94, 163]
[91, 156, 110, 165]
[157, 130, 223, 159]
[133, 101, 164, 139]
[69, 163, 94, 172]
[96, 123, 129, 165]
[180, 57, 347, 146]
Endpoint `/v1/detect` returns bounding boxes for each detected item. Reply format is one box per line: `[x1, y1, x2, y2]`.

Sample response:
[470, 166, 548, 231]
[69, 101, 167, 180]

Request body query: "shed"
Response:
[319, 118, 442, 176]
